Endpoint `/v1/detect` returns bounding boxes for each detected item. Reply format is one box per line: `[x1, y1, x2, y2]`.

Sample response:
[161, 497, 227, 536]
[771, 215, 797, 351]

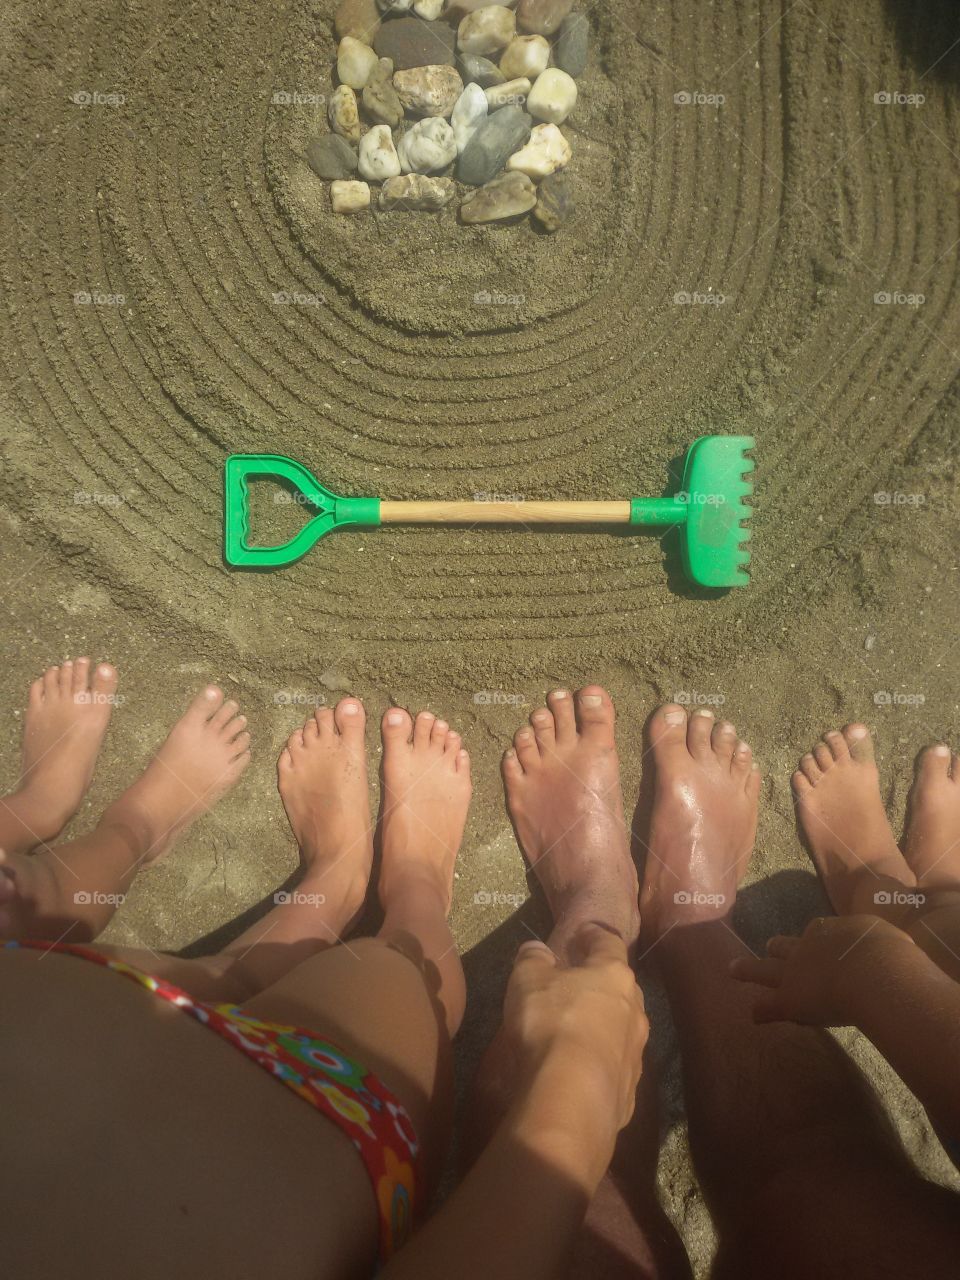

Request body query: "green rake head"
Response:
[674, 434, 754, 588]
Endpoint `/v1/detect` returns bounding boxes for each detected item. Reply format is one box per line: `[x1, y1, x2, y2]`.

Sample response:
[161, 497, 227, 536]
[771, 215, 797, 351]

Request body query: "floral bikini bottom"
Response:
[5, 940, 419, 1262]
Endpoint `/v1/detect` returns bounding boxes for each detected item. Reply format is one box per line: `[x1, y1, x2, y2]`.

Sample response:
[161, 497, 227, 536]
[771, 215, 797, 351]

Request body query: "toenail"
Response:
[533, 711, 551, 723]
[932, 744, 951, 756]
[736, 742, 750, 754]
[847, 725, 868, 739]
[518, 729, 532, 739]
[551, 689, 569, 699]
[386, 709, 405, 725]
[694, 708, 714, 719]
[340, 701, 360, 715]
[505, 749, 516, 759]
[664, 709, 685, 725]
[581, 694, 602, 707]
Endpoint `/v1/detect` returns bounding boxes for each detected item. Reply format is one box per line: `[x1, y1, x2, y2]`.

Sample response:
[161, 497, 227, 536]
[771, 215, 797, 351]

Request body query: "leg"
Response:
[640, 704, 960, 1280]
[0, 659, 117, 853]
[792, 726, 960, 979]
[470, 687, 689, 1280]
[242, 703, 473, 1182]
[0, 686, 249, 941]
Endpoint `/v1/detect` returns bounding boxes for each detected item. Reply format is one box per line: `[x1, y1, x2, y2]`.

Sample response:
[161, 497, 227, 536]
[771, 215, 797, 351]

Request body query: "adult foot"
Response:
[276, 697, 374, 934]
[639, 705, 760, 940]
[1, 660, 119, 852]
[792, 724, 918, 917]
[902, 745, 960, 891]
[378, 708, 471, 914]
[104, 686, 250, 865]
[502, 686, 639, 959]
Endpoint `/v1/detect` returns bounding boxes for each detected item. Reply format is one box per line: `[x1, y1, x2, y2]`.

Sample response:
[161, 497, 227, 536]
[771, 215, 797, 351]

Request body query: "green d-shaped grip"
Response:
[224, 454, 381, 567]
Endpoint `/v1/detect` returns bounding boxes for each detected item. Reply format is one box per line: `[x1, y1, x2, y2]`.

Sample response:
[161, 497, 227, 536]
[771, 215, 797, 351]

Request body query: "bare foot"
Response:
[276, 697, 373, 934]
[378, 708, 471, 914]
[0, 660, 119, 851]
[106, 686, 250, 865]
[791, 724, 920, 917]
[502, 686, 639, 959]
[639, 705, 760, 940]
[902, 744, 960, 891]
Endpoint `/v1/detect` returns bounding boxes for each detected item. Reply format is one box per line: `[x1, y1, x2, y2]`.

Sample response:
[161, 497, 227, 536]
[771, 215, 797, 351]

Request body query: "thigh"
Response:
[244, 936, 455, 1182]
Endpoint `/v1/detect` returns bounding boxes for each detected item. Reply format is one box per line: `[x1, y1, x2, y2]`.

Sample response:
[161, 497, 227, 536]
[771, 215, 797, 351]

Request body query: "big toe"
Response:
[382, 707, 413, 747]
[915, 743, 952, 785]
[843, 723, 874, 764]
[186, 685, 225, 723]
[648, 704, 689, 761]
[91, 662, 119, 701]
[334, 697, 365, 742]
[574, 686, 616, 746]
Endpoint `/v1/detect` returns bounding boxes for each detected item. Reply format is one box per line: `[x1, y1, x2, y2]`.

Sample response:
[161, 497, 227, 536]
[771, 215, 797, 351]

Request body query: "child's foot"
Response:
[639, 705, 760, 940]
[105, 686, 250, 865]
[1, 660, 119, 852]
[277, 698, 374, 934]
[502, 686, 639, 959]
[902, 745, 960, 891]
[378, 708, 471, 914]
[792, 724, 917, 916]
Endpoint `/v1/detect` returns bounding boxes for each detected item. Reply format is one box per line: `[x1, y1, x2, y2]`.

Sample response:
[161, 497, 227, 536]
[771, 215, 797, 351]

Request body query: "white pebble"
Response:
[485, 76, 530, 109]
[499, 34, 550, 79]
[328, 84, 361, 142]
[451, 82, 488, 152]
[330, 179, 371, 212]
[358, 124, 402, 179]
[393, 65, 464, 117]
[337, 36, 380, 89]
[506, 121, 570, 177]
[397, 116, 458, 172]
[526, 66, 577, 124]
[457, 5, 516, 55]
[413, 0, 444, 16]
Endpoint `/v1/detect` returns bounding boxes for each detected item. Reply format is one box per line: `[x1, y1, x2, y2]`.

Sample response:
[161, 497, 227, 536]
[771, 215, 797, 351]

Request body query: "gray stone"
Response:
[458, 53, 505, 87]
[531, 170, 571, 231]
[362, 57, 403, 126]
[456, 102, 531, 184]
[306, 133, 359, 179]
[373, 17, 456, 69]
[555, 11, 588, 77]
[459, 170, 537, 222]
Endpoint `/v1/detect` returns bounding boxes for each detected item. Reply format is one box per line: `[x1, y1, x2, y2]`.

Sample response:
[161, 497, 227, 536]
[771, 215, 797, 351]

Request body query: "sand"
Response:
[1, 0, 959, 1269]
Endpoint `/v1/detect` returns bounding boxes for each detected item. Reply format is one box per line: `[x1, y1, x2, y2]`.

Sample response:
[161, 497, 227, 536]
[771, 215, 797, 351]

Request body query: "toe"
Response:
[187, 686, 224, 722]
[445, 730, 462, 756]
[413, 710, 435, 749]
[502, 747, 524, 782]
[529, 707, 555, 752]
[277, 747, 294, 774]
[303, 716, 320, 740]
[513, 726, 540, 771]
[747, 762, 762, 799]
[430, 718, 449, 750]
[230, 731, 252, 758]
[648, 704, 689, 759]
[334, 697, 365, 739]
[799, 752, 821, 784]
[92, 662, 118, 701]
[916, 743, 951, 783]
[813, 742, 834, 772]
[72, 657, 91, 696]
[792, 768, 812, 797]
[824, 729, 849, 762]
[224, 714, 248, 742]
[43, 665, 60, 697]
[687, 708, 715, 759]
[29, 677, 44, 707]
[315, 707, 335, 737]
[288, 727, 305, 753]
[212, 699, 240, 730]
[547, 689, 576, 744]
[456, 748, 471, 775]
[712, 720, 738, 762]
[731, 739, 753, 778]
[574, 686, 615, 746]
[382, 707, 413, 746]
[59, 661, 74, 694]
[842, 723, 874, 764]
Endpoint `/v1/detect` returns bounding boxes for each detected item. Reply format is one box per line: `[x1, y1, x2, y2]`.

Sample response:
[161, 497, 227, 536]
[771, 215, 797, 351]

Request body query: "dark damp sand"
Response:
[1, 0, 959, 1267]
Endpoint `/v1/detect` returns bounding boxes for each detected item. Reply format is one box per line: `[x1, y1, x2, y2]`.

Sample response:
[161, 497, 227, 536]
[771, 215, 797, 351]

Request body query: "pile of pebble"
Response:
[306, 0, 588, 229]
